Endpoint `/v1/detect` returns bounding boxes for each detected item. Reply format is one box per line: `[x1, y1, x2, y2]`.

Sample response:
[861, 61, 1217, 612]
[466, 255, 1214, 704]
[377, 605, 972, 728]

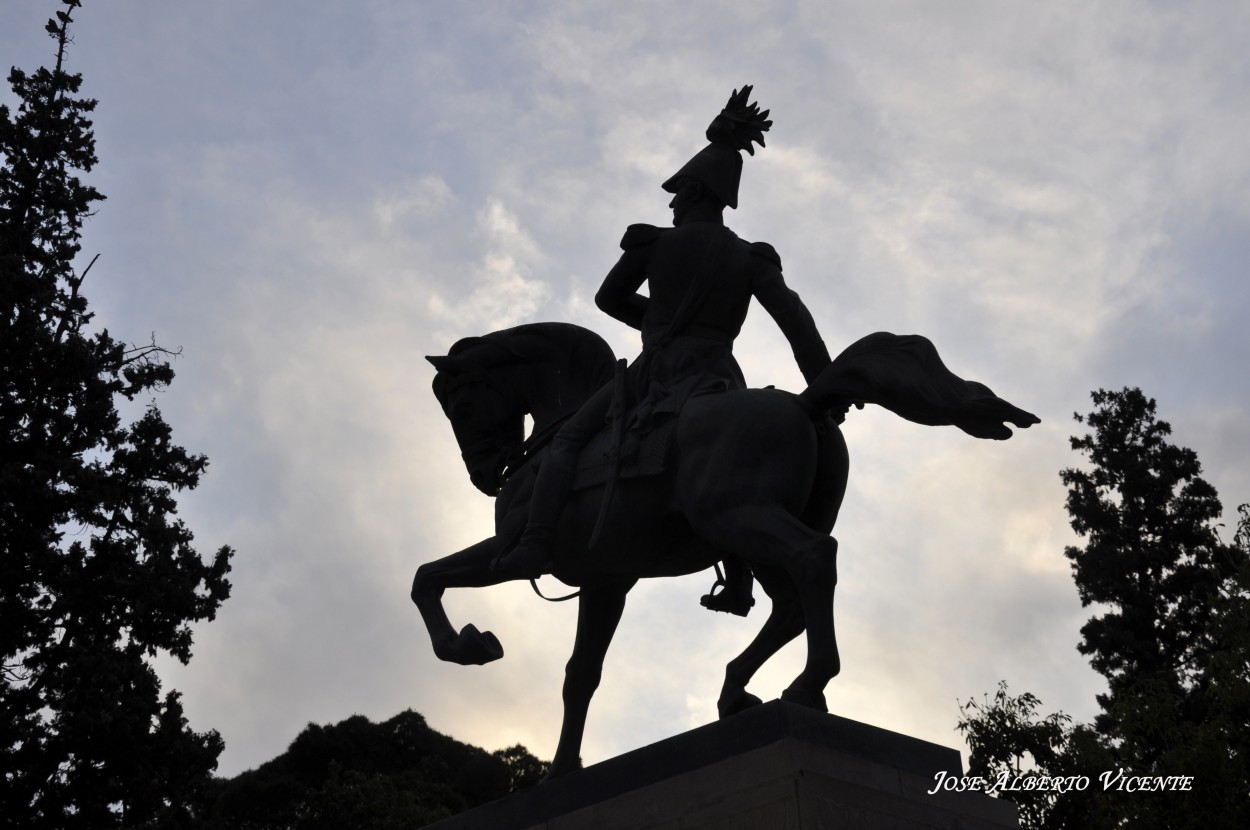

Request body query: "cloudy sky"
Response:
[4, 1, 1249, 778]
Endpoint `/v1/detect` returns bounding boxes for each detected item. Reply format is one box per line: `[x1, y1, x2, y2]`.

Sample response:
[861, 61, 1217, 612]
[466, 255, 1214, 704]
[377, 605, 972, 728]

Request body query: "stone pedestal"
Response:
[424, 700, 1018, 829]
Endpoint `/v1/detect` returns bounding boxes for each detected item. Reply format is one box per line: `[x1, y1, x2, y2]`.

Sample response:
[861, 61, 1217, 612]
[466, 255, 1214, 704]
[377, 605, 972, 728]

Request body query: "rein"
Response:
[504, 412, 584, 603]
[528, 578, 580, 603]
[500, 408, 575, 482]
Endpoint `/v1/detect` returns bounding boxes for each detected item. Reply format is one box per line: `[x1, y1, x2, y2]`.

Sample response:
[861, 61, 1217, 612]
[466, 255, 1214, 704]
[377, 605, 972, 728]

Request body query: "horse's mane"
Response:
[432, 322, 615, 411]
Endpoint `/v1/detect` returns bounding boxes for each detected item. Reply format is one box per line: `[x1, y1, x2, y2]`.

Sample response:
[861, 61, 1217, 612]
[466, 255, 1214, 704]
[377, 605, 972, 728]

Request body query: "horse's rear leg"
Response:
[547, 581, 635, 780]
[719, 563, 805, 718]
[692, 506, 839, 712]
[411, 537, 509, 665]
[778, 535, 838, 711]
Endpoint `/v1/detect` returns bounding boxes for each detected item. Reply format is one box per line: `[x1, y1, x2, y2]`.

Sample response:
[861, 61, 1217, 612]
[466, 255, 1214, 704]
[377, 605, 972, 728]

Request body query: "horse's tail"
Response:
[800, 332, 1040, 440]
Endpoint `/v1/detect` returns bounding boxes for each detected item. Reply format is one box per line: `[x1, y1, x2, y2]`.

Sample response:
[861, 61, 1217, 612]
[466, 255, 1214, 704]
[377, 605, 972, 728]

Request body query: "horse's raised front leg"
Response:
[546, 580, 635, 781]
[718, 562, 805, 718]
[691, 506, 840, 712]
[411, 537, 510, 665]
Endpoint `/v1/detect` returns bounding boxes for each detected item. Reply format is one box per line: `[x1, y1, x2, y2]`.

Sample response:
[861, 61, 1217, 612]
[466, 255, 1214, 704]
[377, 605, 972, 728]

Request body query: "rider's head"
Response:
[661, 85, 771, 220]
[667, 176, 725, 226]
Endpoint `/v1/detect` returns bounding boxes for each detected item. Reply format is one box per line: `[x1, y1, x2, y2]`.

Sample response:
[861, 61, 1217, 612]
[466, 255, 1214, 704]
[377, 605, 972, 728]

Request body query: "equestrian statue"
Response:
[412, 86, 1039, 780]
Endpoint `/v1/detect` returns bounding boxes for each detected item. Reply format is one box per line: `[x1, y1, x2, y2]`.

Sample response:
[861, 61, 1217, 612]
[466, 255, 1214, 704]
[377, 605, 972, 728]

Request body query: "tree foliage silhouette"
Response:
[1, 3, 233, 825]
[958, 388, 1250, 829]
[201, 710, 549, 828]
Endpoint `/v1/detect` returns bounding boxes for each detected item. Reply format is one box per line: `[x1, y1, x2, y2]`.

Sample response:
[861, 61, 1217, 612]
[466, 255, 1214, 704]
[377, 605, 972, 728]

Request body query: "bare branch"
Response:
[121, 332, 184, 365]
[72, 251, 99, 288]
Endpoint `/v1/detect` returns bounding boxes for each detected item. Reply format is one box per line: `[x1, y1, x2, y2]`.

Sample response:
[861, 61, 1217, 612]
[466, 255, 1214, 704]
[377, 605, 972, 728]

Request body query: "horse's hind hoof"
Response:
[780, 686, 828, 713]
[440, 624, 504, 665]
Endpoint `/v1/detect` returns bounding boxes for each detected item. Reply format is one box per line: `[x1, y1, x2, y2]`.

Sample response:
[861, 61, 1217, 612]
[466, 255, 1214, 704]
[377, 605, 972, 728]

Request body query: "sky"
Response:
[4, 0, 1249, 779]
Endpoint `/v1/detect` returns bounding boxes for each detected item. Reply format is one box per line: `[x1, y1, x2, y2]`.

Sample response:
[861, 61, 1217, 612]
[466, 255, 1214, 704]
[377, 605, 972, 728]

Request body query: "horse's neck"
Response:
[512, 359, 583, 438]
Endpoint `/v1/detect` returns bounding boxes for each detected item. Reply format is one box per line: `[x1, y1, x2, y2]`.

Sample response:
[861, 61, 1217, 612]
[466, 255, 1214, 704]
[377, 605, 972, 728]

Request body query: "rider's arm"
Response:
[750, 250, 831, 385]
[595, 225, 656, 331]
[596, 247, 649, 330]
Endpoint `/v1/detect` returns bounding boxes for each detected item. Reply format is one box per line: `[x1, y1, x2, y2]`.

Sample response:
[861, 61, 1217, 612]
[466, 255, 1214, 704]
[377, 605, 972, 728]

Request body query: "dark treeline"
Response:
[202, 709, 548, 829]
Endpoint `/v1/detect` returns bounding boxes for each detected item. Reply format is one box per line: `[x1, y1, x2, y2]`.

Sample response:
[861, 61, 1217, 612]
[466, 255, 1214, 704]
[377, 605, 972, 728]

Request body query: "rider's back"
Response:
[635, 220, 766, 347]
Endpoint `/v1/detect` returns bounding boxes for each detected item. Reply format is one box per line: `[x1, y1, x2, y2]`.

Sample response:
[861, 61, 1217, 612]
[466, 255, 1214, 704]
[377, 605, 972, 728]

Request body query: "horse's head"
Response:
[427, 345, 524, 497]
[428, 323, 616, 497]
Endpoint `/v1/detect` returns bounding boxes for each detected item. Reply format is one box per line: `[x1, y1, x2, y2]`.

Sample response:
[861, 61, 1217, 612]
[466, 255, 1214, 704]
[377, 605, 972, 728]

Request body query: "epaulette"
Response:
[748, 241, 782, 269]
[620, 223, 663, 249]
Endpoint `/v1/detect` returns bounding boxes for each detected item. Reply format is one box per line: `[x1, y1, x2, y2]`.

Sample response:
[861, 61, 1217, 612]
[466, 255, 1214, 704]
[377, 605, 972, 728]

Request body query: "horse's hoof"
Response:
[718, 689, 763, 719]
[541, 758, 582, 783]
[439, 624, 504, 665]
[780, 686, 828, 712]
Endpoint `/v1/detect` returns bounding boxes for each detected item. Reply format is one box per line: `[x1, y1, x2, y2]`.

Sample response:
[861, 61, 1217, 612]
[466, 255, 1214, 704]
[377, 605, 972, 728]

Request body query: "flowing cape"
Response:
[807, 332, 1040, 440]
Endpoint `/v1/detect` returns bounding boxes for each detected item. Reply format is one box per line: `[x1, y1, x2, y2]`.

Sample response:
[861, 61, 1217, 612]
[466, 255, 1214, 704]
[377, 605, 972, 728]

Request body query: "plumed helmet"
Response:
[662, 85, 772, 210]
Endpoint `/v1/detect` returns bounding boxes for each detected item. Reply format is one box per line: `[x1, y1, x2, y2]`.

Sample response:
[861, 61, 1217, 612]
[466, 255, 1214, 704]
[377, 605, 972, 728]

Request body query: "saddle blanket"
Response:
[571, 418, 677, 491]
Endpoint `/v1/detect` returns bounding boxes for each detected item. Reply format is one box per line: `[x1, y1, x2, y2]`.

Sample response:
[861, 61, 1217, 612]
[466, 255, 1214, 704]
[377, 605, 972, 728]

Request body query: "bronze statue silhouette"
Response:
[412, 88, 1039, 781]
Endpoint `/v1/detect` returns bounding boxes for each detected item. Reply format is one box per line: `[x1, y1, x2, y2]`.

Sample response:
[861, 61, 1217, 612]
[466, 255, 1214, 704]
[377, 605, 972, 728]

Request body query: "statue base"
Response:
[423, 700, 1018, 829]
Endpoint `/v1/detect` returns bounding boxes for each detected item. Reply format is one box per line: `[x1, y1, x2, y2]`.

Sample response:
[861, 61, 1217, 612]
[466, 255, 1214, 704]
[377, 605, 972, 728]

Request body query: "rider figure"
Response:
[493, 87, 832, 609]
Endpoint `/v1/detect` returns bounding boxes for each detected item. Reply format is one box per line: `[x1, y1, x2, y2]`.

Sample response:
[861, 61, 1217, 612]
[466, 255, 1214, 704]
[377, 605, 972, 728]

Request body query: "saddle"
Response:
[571, 416, 677, 491]
[569, 355, 733, 492]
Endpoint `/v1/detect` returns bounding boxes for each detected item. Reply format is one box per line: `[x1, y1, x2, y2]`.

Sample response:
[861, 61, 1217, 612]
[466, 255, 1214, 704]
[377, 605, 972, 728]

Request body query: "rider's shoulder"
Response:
[620, 223, 667, 249]
[747, 240, 782, 269]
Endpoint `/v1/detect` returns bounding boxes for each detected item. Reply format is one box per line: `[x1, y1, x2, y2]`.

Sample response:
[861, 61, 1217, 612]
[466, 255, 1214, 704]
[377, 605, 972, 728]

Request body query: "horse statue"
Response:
[413, 321, 1038, 780]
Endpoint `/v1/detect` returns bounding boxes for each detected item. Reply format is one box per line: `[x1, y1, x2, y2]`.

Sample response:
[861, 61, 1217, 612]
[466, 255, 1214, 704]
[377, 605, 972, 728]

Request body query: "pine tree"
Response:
[1062, 389, 1241, 739]
[1, 3, 233, 826]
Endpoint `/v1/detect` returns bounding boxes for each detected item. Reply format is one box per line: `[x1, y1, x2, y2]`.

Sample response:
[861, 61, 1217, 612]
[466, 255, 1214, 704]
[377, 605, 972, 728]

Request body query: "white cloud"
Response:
[427, 199, 550, 333]
[372, 175, 454, 227]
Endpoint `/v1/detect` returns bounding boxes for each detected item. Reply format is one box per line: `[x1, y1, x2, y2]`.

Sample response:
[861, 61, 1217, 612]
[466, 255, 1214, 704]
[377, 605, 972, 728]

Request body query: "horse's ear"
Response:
[426, 355, 454, 373]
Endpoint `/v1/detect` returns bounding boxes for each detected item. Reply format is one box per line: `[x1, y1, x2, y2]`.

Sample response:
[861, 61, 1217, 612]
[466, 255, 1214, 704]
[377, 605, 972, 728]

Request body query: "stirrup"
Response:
[700, 579, 755, 617]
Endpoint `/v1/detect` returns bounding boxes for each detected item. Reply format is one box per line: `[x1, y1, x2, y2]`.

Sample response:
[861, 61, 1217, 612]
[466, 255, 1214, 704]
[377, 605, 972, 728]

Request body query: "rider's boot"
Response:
[492, 438, 577, 579]
[700, 555, 756, 616]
